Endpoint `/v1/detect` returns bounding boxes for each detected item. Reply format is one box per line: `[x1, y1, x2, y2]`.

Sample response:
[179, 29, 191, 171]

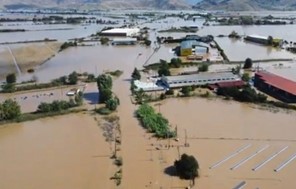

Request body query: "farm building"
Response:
[180, 40, 209, 56]
[208, 80, 245, 90]
[111, 38, 137, 45]
[254, 71, 296, 103]
[244, 35, 283, 46]
[160, 72, 240, 88]
[100, 28, 140, 37]
[244, 35, 270, 45]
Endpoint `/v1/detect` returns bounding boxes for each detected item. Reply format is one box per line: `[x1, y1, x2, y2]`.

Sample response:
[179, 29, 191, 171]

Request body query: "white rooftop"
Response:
[134, 80, 164, 91]
[247, 35, 269, 40]
[101, 28, 140, 34]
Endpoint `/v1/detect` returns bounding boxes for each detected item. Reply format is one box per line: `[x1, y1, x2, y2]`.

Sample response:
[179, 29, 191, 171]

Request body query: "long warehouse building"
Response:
[254, 71, 296, 103]
[160, 72, 241, 88]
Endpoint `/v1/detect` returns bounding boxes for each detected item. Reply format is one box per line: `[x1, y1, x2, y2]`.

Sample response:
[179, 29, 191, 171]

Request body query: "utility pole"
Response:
[184, 129, 189, 147]
[114, 123, 117, 158]
[177, 146, 180, 159]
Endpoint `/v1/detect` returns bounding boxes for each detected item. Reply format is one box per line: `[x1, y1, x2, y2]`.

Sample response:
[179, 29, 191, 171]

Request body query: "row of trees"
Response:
[97, 74, 120, 111]
[136, 103, 176, 138]
[217, 85, 267, 103]
[59, 41, 77, 51]
[37, 92, 83, 113]
[1, 72, 80, 93]
[157, 58, 184, 77]
[52, 71, 79, 85]
[157, 59, 209, 77]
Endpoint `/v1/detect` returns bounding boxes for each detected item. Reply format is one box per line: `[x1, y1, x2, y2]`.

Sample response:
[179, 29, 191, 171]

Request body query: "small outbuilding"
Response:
[100, 28, 140, 37]
[111, 38, 137, 45]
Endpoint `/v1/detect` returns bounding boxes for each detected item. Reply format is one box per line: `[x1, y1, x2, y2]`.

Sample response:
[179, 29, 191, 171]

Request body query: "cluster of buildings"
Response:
[174, 34, 220, 61]
[180, 40, 209, 57]
[100, 28, 140, 45]
[135, 71, 244, 92]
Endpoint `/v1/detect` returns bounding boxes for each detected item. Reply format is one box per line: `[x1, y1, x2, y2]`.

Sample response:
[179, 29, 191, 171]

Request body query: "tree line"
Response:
[1, 71, 94, 93]
[0, 92, 83, 122]
[136, 103, 176, 138]
[96, 74, 120, 114]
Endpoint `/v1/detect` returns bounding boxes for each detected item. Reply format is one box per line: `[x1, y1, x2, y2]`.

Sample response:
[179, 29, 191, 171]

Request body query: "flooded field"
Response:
[1, 10, 296, 189]
[1, 13, 296, 82]
[0, 113, 115, 189]
[0, 42, 61, 80]
[148, 98, 296, 189]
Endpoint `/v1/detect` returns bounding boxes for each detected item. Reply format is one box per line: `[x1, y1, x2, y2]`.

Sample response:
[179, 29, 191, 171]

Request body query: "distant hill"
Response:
[0, 0, 190, 10]
[193, 0, 296, 11]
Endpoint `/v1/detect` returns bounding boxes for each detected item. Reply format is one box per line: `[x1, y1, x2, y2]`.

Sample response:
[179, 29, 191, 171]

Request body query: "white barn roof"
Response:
[101, 28, 140, 36]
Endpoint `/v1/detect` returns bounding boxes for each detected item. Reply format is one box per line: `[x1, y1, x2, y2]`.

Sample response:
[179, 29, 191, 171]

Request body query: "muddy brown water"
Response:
[1, 12, 296, 189]
[0, 113, 115, 189]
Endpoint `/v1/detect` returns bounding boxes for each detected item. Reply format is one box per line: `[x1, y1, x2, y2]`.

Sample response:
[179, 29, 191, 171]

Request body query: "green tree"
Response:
[37, 102, 52, 113]
[131, 68, 141, 80]
[232, 65, 241, 74]
[0, 99, 21, 121]
[68, 71, 78, 85]
[99, 88, 112, 103]
[6, 73, 16, 84]
[58, 76, 67, 84]
[240, 16, 254, 25]
[267, 36, 273, 46]
[134, 89, 148, 104]
[170, 58, 182, 68]
[198, 63, 209, 72]
[144, 39, 151, 46]
[158, 60, 171, 76]
[1, 83, 16, 92]
[242, 73, 250, 82]
[97, 74, 113, 90]
[105, 96, 120, 111]
[100, 37, 109, 45]
[136, 103, 176, 138]
[180, 86, 192, 97]
[243, 58, 253, 69]
[174, 153, 199, 183]
[87, 74, 96, 82]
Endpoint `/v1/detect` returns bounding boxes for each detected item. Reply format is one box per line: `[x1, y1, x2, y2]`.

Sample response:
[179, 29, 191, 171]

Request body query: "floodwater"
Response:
[150, 97, 296, 189]
[198, 24, 296, 61]
[0, 113, 114, 189]
[15, 42, 176, 83]
[1, 14, 296, 82]
[1, 11, 296, 189]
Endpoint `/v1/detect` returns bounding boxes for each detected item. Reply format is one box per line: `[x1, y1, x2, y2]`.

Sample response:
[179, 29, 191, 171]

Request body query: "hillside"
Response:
[193, 0, 296, 11]
[0, 0, 190, 10]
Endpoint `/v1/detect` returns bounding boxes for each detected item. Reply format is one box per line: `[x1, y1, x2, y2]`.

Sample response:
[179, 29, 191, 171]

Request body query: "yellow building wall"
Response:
[181, 48, 192, 56]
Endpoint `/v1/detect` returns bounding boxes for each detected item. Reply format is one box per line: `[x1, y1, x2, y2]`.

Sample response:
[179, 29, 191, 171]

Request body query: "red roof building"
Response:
[208, 80, 245, 90]
[254, 71, 296, 103]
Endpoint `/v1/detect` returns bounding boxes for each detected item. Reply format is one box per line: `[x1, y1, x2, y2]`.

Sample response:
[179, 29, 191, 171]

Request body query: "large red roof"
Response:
[256, 71, 296, 95]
